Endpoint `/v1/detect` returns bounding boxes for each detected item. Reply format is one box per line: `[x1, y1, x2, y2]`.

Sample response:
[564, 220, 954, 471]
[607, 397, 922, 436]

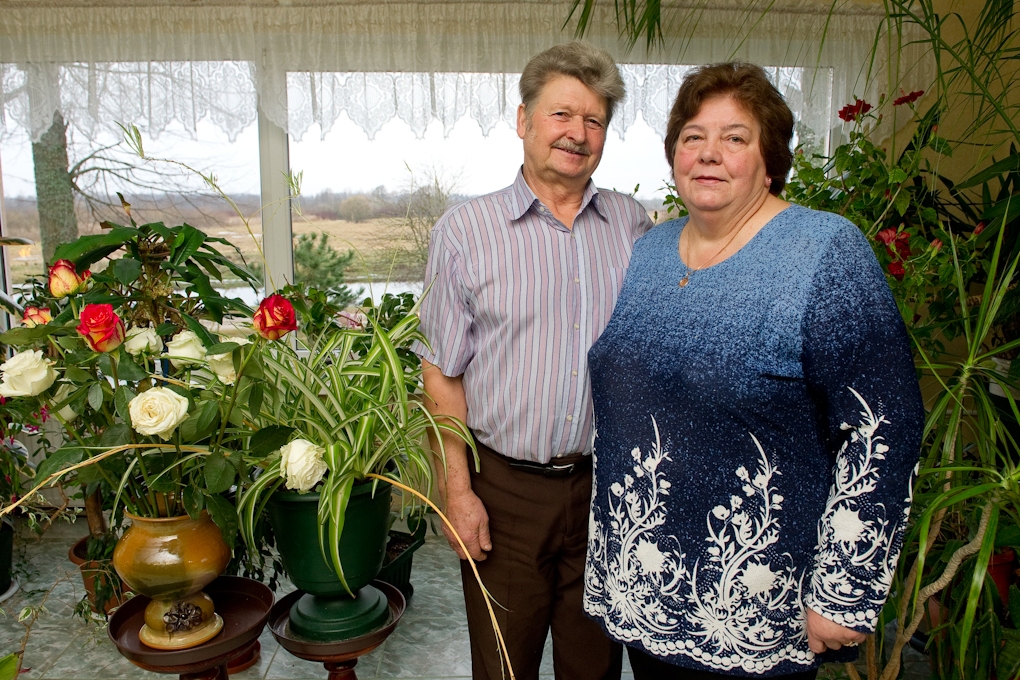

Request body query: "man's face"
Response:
[517, 75, 608, 189]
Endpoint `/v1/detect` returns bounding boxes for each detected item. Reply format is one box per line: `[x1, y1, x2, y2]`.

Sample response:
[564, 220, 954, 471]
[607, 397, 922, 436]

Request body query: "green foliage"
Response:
[292, 232, 358, 308]
[236, 296, 473, 594]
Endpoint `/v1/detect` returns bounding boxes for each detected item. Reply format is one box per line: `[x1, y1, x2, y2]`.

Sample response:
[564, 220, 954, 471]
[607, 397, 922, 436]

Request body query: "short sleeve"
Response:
[410, 221, 475, 377]
[800, 221, 923, 633]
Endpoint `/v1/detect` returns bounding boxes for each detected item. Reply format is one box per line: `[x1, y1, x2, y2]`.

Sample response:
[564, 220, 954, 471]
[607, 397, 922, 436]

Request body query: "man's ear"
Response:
[516, 104, 529, 140]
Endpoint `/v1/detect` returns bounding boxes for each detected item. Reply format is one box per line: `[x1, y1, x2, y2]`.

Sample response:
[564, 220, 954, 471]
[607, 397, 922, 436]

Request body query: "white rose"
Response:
[52, 383, 79, 422]
[123, 327, 164, 357]
[279, 439, 328, 492]
[165, 330, 207, 368]
[0, 350, 58, 397]
[128, 386, 190, 440]
[201, 319, 256, 339]
[207, 337, 251, 386]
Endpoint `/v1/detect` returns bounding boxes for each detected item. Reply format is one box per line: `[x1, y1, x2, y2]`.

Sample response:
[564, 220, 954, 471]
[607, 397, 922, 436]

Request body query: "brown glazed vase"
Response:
[112, 511, 231, 650]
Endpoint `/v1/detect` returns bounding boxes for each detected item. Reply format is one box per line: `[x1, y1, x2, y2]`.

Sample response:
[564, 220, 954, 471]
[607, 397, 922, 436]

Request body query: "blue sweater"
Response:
[583, 205, 923, 676]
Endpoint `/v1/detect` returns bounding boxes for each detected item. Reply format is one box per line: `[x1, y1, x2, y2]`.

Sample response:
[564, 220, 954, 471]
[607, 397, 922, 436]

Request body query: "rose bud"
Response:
[48, 260, 91, 299]
[21, 307, 52, 328]
[254, 294, 297, 340]
[76, 303, 126, 353]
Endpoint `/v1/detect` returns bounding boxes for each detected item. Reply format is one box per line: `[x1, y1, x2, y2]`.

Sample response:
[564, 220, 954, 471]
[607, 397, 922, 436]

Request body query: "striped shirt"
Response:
[412, 168, 653, 463]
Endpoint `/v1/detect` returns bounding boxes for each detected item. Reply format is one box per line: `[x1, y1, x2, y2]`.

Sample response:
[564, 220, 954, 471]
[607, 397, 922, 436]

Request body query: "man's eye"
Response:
[586, 119, 604, 129]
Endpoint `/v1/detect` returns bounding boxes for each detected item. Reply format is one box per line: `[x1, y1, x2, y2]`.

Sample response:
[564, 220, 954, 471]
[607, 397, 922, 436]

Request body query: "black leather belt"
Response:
[506, 456, 592, 477]
[473, 435, 591, 478]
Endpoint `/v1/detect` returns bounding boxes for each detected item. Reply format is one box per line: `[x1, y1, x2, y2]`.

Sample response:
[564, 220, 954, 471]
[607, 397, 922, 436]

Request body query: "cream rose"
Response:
[52, 383, 79, 422]
[207, 337, 251, 386]
[279, 439, 328, 492]
[0, 350, 58, 397]
[123, 326, 164, 357]
[166, 330, 207, 368]
[128, 387, 190, 440]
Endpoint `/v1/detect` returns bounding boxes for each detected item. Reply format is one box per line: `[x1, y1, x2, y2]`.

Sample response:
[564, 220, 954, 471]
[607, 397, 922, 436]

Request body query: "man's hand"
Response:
[442, 489, 492, 561]
[806, 608, 866, 654]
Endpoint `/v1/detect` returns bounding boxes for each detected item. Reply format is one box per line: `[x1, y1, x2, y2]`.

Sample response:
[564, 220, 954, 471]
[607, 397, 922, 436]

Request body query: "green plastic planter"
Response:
[267, 481, 392, 641]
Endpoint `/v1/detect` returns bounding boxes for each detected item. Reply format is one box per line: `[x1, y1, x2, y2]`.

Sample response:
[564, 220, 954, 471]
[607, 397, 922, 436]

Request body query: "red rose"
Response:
[888, 261, 906, 280]
[77, 304, 126, 353]
[48, 260, 91, 298]
[893, 90, 924, 106]
[837, 98, 873, 122]
[974, 222, 986, 236]
[21, 307, 51, 328]
[254, 295, 297, 340]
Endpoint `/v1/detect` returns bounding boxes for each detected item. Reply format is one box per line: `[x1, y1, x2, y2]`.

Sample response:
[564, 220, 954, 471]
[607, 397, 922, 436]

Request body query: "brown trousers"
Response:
[461, 443, 622, 680]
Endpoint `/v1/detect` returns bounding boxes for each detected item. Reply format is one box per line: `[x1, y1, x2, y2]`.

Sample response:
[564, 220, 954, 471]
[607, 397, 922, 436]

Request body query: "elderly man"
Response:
[413, 42, 653, 680]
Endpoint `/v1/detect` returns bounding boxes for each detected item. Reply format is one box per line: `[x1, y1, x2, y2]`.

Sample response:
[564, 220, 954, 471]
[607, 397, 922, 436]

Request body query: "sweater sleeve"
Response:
[800, 220, 923, 634]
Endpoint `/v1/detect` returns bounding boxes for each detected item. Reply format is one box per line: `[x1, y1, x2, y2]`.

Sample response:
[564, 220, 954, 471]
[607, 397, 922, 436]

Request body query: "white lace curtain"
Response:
[0, 1, 931, 145]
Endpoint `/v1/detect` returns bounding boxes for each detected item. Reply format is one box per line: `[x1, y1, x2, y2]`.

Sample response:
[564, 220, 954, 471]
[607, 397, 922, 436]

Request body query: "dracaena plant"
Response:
[236, 292, 474, 594]
[0, 209, 289, 546]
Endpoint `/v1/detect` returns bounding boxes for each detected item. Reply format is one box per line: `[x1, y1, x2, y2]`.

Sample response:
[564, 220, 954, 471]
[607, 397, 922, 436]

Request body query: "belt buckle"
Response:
[546, 462, 576, 477]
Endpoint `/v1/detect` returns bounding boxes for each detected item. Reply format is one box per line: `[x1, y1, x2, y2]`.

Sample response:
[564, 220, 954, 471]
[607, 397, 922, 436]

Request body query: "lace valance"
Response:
[0, 2, 929, 145]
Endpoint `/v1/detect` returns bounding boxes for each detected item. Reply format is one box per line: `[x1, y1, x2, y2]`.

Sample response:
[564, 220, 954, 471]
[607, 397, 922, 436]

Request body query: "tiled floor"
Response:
[0, 518, 930, 680]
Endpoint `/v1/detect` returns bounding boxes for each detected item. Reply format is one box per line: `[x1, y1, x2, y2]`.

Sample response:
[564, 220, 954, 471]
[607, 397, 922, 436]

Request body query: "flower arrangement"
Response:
[0, 213, 269, 544]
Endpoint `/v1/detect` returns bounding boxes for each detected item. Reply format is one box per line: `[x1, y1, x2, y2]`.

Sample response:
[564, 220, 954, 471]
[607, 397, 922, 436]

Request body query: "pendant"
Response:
[679, 275, 689, 288]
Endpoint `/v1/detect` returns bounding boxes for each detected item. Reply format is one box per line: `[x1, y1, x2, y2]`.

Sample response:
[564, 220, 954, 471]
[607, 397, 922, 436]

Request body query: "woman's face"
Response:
[672, 94, 770, 218]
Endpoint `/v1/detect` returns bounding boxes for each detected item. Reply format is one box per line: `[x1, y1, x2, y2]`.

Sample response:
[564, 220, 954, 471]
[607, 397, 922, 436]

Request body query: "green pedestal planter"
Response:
[267, 482, 392, 641]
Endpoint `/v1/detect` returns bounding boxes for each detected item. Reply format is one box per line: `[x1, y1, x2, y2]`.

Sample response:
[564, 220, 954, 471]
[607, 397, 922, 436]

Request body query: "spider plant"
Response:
[235, 295, 473, 595]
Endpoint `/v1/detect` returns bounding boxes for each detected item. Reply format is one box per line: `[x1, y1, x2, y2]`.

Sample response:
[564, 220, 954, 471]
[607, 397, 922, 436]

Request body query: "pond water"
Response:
[223, 280, 423, 308]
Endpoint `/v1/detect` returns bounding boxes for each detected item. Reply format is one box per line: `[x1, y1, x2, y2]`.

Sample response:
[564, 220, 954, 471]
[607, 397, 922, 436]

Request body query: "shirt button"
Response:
[573, 323, 580, 329]
[566, 415, 573, 422]
[572, 370, 578, 376]
[574, 278, 580, 283]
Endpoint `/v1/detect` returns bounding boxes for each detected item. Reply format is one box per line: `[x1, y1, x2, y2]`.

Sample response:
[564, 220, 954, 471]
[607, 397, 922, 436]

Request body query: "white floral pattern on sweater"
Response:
[584, 390, 914, 674]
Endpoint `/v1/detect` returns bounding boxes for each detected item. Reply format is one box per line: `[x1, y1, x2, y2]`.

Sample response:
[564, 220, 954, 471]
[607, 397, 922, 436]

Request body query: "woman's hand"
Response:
[806, 608, 866, 653]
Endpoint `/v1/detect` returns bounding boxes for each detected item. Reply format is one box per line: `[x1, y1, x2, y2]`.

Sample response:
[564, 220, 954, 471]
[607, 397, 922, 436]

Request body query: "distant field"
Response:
[4, 208, 419, 289]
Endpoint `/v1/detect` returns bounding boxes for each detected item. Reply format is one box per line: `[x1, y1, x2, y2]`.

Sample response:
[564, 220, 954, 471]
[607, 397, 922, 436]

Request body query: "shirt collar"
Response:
[508, 166, 606, 223]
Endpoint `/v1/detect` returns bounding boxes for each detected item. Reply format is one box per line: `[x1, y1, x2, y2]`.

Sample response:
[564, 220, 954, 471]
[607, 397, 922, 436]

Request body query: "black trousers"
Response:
[628, 647, 819, 680]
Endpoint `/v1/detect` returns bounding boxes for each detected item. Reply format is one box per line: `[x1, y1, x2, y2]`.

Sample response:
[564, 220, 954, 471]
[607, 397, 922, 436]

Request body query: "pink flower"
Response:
[931, 239, 943, 251]
[893, 90, 924, 106]
[838, 98, 873, 122]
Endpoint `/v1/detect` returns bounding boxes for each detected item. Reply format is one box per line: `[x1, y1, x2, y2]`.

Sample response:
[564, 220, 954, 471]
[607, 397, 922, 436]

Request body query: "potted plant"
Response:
[0, 210, 291, 646]
[235, 291, 473, 640]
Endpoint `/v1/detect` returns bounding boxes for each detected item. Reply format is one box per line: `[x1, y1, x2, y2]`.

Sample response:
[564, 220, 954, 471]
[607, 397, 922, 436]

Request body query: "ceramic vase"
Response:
[112, 510, 231, 649]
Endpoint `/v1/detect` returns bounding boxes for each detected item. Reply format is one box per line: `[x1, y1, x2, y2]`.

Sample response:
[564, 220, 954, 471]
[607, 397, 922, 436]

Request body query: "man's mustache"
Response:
[552, 139, 591, 156]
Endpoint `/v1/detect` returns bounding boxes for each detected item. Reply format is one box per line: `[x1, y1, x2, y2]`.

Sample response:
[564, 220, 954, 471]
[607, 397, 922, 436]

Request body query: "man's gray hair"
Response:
[519, 42, 625, 125]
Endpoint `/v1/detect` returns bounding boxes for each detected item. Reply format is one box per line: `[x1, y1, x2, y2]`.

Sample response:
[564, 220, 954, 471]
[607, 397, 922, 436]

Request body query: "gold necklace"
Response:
[678, 221, 748, 288]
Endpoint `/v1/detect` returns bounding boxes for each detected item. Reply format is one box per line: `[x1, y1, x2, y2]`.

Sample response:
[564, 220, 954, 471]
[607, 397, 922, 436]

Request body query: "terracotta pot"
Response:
[68, 537, 126, 614]
[112, 511, 231, 649]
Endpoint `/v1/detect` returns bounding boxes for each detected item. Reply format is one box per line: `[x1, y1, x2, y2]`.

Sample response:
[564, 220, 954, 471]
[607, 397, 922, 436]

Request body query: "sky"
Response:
[0, 110, 673, 203]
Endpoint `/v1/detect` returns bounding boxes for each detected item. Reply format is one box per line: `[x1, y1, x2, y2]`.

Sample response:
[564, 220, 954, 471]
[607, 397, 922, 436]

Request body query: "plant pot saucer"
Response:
[0, 578, 19, 603]
[108, 576, 273, 679]
[269, 580, 405, 680]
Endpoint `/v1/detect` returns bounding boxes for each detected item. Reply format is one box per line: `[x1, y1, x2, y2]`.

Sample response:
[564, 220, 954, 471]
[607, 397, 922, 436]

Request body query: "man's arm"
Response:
[422, 360, 491, 561]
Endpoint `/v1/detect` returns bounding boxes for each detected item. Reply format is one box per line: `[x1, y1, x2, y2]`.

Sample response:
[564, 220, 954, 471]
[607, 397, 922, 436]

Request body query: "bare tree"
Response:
[400, 167, 457, 281]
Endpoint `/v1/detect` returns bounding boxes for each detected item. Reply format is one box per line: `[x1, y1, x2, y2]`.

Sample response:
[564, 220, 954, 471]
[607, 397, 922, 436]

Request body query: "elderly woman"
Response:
[583, 63, 923, 679]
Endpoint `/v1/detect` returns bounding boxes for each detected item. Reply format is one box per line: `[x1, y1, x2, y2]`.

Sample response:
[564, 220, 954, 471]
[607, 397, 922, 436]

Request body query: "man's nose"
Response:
[565, 114, 586, 140]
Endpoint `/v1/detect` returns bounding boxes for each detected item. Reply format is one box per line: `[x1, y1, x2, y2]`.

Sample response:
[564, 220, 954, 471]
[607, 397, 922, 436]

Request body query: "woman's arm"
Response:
[800, 221, 925, 643]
